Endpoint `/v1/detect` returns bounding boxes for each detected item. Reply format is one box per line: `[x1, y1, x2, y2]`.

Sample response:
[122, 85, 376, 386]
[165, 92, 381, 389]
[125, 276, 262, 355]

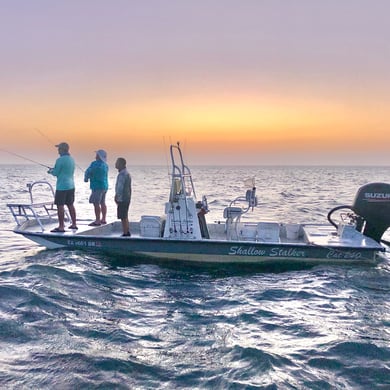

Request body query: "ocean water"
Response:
[0, 164, 389, 389]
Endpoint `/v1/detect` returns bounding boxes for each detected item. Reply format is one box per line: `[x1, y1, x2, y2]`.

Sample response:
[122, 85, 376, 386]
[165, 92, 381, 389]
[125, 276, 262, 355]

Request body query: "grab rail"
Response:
[7, 181, 69, 232]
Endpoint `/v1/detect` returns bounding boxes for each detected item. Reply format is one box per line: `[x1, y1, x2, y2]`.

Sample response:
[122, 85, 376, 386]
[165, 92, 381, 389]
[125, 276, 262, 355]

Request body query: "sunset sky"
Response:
[1, 0, 390, 166]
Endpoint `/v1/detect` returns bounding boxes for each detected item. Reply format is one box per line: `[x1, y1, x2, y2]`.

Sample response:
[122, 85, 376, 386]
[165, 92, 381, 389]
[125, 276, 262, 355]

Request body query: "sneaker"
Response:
[121, 232, 131, 237]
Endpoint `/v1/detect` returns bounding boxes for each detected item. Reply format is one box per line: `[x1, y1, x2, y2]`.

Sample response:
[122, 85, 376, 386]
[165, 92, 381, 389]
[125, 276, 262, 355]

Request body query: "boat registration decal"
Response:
[67, 240, 102, 248]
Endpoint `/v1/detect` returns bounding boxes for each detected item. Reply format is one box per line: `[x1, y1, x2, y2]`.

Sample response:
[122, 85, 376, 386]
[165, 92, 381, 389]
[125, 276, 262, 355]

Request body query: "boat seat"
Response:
[257, 222, 280, 242]
[223, 207, 243, 219]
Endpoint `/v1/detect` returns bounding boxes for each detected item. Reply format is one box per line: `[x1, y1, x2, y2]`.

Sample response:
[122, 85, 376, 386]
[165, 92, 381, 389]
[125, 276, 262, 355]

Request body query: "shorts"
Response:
[54, 189, 75, 206]
[117, 201, 130, 219]
[89, 189, 107, 204]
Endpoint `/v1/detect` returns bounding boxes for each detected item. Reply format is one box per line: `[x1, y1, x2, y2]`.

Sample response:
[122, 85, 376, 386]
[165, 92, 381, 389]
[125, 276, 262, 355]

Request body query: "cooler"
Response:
[140, 216, 162, 238]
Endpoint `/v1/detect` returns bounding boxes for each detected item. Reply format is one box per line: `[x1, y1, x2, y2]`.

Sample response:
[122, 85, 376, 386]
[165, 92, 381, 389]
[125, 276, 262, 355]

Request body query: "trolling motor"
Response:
[223, 182, 258, 240]
[327, 182, 390, 243]
[224, 179, 258, 222]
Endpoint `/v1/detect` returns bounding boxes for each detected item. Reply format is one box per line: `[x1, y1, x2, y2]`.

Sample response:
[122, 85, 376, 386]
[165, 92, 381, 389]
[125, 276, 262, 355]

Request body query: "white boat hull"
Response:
[14, 220, 384, 264]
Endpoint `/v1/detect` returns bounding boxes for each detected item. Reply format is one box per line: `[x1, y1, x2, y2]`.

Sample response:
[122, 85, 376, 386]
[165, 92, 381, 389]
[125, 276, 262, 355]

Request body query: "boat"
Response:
[7, 143, 390, 264]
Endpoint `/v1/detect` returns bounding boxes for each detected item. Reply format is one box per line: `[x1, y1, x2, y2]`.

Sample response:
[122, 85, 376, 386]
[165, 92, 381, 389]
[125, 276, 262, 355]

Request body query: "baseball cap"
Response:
[55, 142, 69, 151]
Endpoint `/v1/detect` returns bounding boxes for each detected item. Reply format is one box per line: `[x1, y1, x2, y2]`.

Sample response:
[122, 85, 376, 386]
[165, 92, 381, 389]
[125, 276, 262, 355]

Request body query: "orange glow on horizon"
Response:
[1, 91, 390, 165]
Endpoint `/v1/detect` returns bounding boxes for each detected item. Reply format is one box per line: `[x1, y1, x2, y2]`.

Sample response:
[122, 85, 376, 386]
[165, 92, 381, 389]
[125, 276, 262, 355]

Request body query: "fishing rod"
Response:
[0, 148, 51, 169]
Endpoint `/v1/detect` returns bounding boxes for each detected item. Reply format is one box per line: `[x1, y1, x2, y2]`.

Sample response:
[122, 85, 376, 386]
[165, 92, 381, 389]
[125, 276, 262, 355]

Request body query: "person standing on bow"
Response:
[84, 149, 109, 226]
[48, 142, 77, 232]
[114, 157, 132, 237]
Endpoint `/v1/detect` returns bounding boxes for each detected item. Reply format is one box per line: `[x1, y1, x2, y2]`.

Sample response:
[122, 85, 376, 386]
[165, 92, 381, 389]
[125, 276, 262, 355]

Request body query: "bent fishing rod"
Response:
[0, 148, 51, 169]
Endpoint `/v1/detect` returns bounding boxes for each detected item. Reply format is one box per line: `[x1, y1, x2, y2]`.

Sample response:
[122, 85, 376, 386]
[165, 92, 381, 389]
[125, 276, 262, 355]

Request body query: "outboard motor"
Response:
[351, 182, 390, 242]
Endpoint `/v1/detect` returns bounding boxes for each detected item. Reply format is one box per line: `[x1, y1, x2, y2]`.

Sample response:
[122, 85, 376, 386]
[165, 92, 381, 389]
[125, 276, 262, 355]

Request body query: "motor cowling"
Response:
[352, 182, 390, 242]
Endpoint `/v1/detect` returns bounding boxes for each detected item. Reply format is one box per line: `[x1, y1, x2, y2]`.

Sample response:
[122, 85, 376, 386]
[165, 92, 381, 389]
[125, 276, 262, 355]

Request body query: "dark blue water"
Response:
[1, 165, 389, 389]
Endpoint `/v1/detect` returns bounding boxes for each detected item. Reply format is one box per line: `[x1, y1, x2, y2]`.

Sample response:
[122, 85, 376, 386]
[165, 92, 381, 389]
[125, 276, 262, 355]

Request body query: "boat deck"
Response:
[303, 224, 383, 249]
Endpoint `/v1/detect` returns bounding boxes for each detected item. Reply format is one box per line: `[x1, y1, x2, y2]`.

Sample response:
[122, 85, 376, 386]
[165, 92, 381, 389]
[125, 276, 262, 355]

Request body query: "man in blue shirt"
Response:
[48, 142, 77, 232]
[84, 149, 109, 226]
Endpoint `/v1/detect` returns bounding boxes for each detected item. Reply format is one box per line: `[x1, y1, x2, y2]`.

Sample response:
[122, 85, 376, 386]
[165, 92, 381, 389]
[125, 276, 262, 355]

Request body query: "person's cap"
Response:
[96, 149, 107, 162]
[55, 142, 69, 151]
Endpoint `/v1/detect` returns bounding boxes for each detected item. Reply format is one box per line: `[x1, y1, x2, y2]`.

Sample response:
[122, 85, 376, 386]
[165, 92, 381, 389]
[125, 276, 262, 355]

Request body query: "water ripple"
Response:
[0, 165, 390, 388]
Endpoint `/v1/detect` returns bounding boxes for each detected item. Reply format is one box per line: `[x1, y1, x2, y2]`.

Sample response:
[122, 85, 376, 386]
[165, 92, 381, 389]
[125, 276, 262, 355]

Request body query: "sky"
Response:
[1, 0, 390, 166]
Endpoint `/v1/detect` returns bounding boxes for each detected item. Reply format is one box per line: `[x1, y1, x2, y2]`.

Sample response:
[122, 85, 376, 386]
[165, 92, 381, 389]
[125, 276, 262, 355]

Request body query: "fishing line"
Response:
[34, 128, 55, 145]
[34, 127, 85, 173]
[74, 161, 85, 173]
[0, 148, 51, 169]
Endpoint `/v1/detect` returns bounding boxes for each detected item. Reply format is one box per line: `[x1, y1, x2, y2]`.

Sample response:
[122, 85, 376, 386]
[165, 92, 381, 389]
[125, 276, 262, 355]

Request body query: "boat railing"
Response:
[7, 181, 69, 232]
[169, 143, 197, 201]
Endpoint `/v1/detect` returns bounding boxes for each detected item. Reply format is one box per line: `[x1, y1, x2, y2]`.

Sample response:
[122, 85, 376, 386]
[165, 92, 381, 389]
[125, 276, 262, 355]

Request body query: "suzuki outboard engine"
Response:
[351, 182, 390, 242]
